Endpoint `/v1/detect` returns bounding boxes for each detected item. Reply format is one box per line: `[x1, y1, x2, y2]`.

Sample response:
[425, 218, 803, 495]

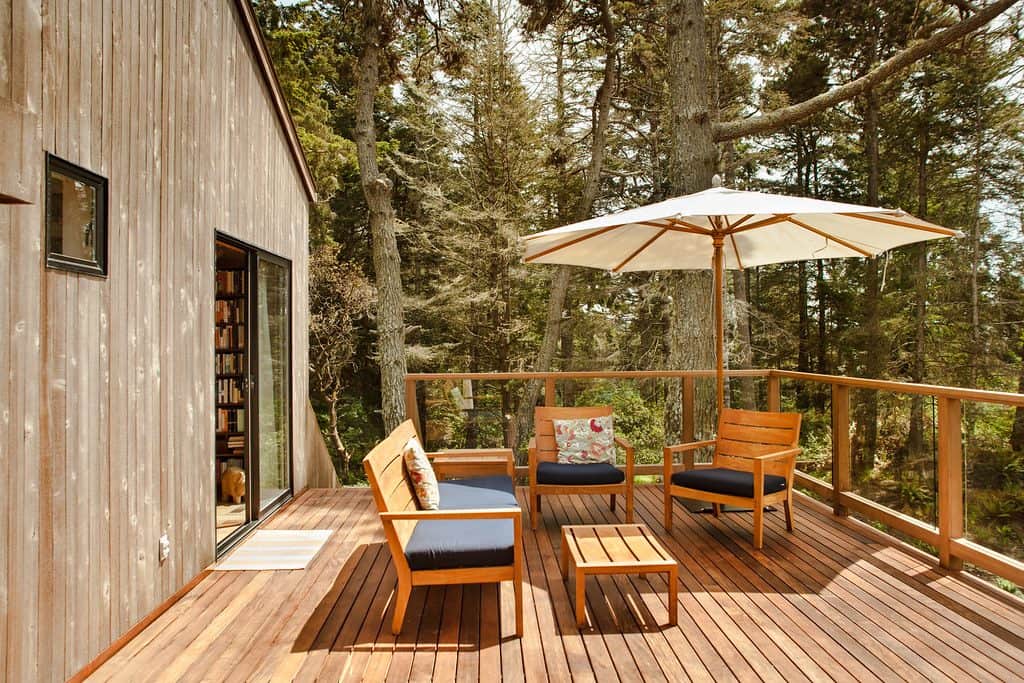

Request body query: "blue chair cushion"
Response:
[404, 475, 518, 571]
[671, 467, 787, 498]
[536, 461, 625, 486]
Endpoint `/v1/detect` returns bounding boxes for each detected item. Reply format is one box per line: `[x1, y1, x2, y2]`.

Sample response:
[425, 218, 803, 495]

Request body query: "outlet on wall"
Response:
[159, 533, 170, 563]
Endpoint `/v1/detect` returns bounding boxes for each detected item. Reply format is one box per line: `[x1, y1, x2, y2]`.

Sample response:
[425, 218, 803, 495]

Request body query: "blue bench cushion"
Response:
[404, 475, 518, 571]
[536, 461, 625, 486]
[671, 467, 786, 498]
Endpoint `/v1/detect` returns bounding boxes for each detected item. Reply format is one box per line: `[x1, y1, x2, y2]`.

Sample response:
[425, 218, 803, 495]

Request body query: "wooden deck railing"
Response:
[404, 369, 1024, 588]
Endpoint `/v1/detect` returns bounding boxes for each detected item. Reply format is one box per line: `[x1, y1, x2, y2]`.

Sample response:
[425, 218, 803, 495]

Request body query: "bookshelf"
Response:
[215, 268, 247, 480]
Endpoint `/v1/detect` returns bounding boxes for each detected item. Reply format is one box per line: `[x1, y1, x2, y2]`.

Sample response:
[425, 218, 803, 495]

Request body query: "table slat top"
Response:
[563, 523, 676, 571]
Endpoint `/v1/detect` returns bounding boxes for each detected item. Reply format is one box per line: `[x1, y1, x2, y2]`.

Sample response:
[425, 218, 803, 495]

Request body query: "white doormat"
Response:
[216, 529, 333, 571]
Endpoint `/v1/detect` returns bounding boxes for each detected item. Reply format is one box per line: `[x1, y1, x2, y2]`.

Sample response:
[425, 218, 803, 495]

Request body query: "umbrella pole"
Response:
[713, 236, 725, 416]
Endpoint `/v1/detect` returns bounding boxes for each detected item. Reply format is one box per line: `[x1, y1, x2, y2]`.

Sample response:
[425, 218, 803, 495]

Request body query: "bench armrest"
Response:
[380, 507, 522, 521]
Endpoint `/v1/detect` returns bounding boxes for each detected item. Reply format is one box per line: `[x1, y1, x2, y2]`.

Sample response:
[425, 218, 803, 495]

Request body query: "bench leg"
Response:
[667, 566, 678, 626]
[664, 487, 673, 530]
[626, 486, 634, 523]
[609, 494, 616, 512]
[391, 574, 412, 635]
[532, 494, 542, 530]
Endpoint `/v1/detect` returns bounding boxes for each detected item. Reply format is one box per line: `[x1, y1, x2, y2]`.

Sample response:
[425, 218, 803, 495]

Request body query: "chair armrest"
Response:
[665, 439, 717, 454]
[380, 507, 522, 521]
[528, 438, 538, 484]
[614, 435, 635, 476]
[749, 447, 801, 462]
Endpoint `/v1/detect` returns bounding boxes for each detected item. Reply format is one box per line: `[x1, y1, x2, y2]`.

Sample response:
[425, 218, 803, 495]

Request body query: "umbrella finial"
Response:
[711, 174, 723, 188]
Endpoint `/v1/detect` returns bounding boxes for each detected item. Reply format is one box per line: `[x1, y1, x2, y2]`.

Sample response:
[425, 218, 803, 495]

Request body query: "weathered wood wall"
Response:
[0, 1, 326, 680]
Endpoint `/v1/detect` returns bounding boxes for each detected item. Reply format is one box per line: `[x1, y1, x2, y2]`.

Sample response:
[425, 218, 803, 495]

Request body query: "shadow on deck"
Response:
[88, 486, 1024, 682]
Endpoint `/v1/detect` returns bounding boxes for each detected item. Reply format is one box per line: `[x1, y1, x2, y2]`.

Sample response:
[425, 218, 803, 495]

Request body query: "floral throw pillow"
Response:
[403, 437, 440, 510]
[552, 416, 616, 465]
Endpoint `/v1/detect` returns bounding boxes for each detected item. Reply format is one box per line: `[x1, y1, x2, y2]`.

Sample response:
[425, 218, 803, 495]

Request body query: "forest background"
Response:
[252, 0, 1024, 580]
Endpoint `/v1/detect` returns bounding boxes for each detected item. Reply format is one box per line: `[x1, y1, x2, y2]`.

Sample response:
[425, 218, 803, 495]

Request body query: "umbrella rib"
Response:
[666, 217, 714, 234]
[840, 212, 960, 236]
[730, 214, 755, 231]
[727, 214, 792, 234]
[786, 217, 874, 257]
[523, 223, 625, 262]
[612, 228, 669, 272]
[729, 234, 744, 270]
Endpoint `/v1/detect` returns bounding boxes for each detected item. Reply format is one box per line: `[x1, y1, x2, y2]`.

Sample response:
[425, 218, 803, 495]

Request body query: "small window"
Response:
[45, 154, 108, 276]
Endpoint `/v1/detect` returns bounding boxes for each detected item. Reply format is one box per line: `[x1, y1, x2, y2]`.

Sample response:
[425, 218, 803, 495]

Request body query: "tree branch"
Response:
[713, 0, 1020, 142]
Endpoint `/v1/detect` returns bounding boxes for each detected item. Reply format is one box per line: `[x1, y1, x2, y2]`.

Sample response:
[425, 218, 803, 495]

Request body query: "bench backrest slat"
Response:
[363, 419, 420, 548]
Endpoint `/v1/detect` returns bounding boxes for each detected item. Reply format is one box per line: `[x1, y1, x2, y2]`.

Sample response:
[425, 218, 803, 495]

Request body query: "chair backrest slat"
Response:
[363, 419, 420, 548]
[533, 405, 614, 463]
[715, 408, 801, 477]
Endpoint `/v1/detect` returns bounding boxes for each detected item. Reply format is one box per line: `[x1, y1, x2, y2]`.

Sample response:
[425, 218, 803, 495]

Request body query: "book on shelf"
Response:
[216, 270, 246, 296]
[215, 299, 246, 324]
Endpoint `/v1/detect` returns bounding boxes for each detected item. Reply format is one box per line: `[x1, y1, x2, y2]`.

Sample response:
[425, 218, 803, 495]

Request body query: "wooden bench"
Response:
[363, 420, 524, 636]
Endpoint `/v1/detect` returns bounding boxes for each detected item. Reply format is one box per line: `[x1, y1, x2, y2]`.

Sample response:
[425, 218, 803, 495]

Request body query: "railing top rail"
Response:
[772, 370, 1024, 407]
[406, 368, 1024, 406]
[405, 369, 768, 381]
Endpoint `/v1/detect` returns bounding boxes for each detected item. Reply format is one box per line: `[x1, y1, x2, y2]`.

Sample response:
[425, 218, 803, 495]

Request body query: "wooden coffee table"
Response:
[560, 523, 678, 627]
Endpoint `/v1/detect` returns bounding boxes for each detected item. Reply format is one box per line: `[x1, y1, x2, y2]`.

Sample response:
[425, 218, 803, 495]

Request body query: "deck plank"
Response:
[85, 486, 1024, 683]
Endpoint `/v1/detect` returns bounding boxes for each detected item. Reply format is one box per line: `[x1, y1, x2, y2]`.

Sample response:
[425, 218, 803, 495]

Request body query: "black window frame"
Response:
[45, 153, 109, 277]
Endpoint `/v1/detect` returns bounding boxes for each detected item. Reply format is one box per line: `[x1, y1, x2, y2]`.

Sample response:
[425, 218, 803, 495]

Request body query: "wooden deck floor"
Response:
[87, 486, 1024, 682]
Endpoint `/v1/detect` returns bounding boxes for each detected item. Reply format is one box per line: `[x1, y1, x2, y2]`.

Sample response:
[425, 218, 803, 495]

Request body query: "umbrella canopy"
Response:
[523, 184, 961, 413]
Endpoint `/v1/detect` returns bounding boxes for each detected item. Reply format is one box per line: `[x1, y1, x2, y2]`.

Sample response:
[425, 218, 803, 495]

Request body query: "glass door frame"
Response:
[252, 249, 294, 516]
[214, 233, 294, 557]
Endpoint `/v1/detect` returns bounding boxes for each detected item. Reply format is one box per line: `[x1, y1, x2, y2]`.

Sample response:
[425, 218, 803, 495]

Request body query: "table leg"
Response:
[560, 530, 569, 580]
[667, 566, 678, 626]
[575, 569, 587, 628]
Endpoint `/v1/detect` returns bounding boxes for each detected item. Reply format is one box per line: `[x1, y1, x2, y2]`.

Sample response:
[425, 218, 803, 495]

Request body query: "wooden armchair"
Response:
[663, 408, 801, 549]
[528, 406, 635, 530]
[364, 420, 524, 636]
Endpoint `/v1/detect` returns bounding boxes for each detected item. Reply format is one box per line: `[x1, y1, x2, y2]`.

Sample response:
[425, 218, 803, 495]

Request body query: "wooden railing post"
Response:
[544, 377, 557, 407]
[405, 378, 422, 438]
[682, 375, 695, 443]
[767, 373, 781, 413]
[937, 397, 964, 570]
[831, 384, 851, 516]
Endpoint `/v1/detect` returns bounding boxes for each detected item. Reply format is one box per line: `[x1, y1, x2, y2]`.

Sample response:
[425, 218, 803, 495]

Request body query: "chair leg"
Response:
[391, 574, 412, 635]
[514, 568, 524, 638]
[626, 486, 634, 523]
[664, 487, 673, 530]
[532, 495, 541, 530]
[711, 503, 720, 518]
[752, 503, 764, 549]
[784, 493, 795, 532]
[610, 494, 617, 512]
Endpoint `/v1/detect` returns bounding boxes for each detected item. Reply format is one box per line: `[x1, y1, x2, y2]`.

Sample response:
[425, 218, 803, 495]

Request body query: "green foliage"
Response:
[576, 381, 666, 464]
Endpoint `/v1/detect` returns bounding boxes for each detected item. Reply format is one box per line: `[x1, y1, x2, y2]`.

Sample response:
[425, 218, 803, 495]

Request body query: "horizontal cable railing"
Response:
[404, 368, 1024, 589]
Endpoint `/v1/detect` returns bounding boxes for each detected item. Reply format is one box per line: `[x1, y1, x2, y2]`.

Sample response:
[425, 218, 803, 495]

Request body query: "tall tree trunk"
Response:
[1012, 347, 1024, 453]
[908, 128, 930, 462]
[797, 261, 811, 410]
[731, 270, 756, 409]
[514, 1, 617, 451]
[815, 260, 828, 411]
[354, 0, 407, 432]
[664, 0, 718, 440]
[855, 88, 882, 475]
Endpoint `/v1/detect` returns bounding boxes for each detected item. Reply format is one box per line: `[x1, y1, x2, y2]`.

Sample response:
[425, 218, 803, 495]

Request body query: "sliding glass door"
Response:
[214, 236, 292, 555]
[254, 253, 292, 514]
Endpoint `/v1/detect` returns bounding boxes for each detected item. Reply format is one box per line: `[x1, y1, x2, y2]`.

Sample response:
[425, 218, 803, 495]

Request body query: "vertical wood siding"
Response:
[0, 1, 319, 679]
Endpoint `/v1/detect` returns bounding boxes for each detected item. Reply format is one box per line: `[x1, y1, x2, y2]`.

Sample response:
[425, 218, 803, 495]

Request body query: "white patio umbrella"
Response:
[523, 183, 961, 413]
